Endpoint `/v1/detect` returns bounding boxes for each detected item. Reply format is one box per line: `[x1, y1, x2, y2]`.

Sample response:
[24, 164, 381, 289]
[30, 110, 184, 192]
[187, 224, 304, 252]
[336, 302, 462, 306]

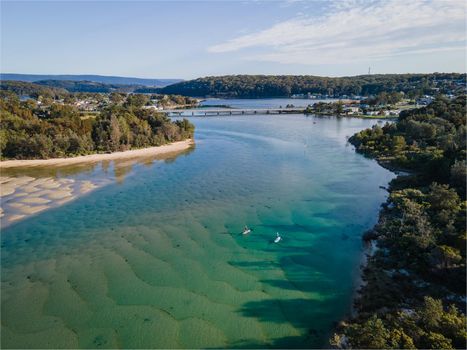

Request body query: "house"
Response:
[143, 105, 163, 111]
[291, 94, 305, 99]
[416, 95, 434, 105]
[344, 106, 360, 114]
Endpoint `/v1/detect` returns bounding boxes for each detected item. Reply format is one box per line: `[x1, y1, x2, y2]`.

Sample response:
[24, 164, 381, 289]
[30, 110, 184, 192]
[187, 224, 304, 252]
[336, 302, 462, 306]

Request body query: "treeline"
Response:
[0, 80, 68, 99]
[4, 74, 465, 98]
[331, 96, 466, 349]
[0, 91, 195, 160]
[33, 80, 137, 93]
[106, 93, 198, 108]
[157, 73, 466, 98]
[153, 94, 198, 107]
[362, 91, 404, 106]
[1, 79, 153, 94]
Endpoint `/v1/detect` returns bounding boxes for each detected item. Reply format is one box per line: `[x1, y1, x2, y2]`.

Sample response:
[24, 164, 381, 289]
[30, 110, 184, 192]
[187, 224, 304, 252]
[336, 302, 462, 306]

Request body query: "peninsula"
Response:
[0, 85, 195, 161]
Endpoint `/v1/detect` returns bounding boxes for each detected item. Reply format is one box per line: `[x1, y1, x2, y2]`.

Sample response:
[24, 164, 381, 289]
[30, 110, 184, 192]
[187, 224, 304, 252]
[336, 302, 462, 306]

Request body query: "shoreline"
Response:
[0, 139, 194, 168]
[346, 146, 401, 320]
[310, 111, 398, 120]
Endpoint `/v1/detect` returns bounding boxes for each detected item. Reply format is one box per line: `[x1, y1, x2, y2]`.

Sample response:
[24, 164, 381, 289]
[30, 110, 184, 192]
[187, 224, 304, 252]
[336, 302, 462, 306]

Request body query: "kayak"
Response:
[274, 232, 282, 243]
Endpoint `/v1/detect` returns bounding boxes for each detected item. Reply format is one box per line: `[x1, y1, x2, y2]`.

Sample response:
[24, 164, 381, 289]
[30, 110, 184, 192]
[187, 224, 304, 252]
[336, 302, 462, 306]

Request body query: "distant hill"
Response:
[0, 73, 182, 87]
[0, 80, 140, 95]
[34, 80, 137, 93]
[0, 80, 68, 97]
[158, 73, 466, 98]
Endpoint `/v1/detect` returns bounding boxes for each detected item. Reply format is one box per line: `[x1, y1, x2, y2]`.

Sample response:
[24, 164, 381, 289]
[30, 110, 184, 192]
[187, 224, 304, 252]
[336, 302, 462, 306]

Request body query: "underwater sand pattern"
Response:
[0, 176, 99, 228]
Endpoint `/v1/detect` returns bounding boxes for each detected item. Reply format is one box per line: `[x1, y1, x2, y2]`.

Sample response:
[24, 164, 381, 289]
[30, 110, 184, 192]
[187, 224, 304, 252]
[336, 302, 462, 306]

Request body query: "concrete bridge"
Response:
[164, 108, 306, 117]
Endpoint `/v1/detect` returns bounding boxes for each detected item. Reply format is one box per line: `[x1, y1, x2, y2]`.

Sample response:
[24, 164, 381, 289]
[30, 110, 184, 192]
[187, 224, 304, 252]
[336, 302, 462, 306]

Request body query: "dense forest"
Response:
[0, 91, 195, 160]
[331, 96, 466, 349]
[158, 73, 466, 98]
[33, 80, 137, 93]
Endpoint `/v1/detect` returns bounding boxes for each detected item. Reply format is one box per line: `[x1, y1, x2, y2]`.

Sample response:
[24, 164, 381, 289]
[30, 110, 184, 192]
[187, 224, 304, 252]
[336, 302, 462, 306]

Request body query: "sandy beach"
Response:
[0, 140, 194, 228]
[0, 139, 193, 168]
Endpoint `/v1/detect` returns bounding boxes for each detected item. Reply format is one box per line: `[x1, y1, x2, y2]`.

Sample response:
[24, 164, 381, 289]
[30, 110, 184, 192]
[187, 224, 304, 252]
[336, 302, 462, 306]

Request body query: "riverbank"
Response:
[331, 96, 466, 349]
[0, 139, 194, 168]
[311, 111, 397, 120]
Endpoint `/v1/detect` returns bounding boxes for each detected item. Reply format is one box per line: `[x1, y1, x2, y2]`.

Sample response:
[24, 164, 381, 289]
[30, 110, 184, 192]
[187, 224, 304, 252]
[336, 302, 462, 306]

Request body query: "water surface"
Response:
[1, 113, 394, 348]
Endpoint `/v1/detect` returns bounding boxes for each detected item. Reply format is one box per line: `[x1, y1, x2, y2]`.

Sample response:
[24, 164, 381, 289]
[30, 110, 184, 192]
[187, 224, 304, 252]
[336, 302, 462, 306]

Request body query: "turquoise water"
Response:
[1, 113, 394, 348]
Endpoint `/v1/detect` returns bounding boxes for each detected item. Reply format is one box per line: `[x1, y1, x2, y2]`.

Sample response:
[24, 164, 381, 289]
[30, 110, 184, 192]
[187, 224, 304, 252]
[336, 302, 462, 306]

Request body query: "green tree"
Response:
[346, 315, 390, 348]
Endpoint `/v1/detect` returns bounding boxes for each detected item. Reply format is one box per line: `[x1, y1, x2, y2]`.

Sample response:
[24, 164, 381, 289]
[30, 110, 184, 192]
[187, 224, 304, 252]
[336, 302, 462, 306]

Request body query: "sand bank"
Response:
[0, 176, 94, 228]
[0, 140, 194, 228]
[0, 139, 193, 168]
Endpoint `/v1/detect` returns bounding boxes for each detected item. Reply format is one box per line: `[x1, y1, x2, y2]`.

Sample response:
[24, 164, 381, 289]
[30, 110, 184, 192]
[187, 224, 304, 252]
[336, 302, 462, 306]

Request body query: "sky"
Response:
[1, 0, 466, 79]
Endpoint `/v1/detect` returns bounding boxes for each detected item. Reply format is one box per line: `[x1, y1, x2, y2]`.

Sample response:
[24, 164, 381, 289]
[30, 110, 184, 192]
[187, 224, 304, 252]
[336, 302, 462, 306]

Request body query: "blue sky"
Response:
[1, 0, 465, 79]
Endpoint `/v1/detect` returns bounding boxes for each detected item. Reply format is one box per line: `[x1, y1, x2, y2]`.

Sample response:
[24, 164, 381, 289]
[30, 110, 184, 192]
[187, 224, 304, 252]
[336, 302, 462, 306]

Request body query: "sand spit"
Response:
[1, 140, 195, 228]
[0, 176, 98, 228]
[0, 140, 193, 168]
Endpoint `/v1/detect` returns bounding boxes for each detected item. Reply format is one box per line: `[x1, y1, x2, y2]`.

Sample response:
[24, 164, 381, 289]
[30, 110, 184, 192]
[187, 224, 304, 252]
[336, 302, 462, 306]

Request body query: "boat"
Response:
[242, 225, 251, 235]
[274, 232, 282, 243]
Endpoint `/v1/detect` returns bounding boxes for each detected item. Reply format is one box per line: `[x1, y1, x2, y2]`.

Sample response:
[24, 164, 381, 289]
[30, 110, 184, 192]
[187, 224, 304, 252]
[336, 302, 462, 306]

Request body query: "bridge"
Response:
[164, 108, 306, 117]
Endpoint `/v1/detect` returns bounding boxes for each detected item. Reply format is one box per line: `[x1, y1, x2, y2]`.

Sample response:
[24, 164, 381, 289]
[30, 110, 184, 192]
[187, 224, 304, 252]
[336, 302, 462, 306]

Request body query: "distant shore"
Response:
[0, 139, 194, 168]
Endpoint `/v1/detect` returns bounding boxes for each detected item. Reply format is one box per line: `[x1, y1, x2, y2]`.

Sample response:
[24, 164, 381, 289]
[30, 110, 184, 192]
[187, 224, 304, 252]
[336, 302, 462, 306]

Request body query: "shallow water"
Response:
[1, 114, 394, 348]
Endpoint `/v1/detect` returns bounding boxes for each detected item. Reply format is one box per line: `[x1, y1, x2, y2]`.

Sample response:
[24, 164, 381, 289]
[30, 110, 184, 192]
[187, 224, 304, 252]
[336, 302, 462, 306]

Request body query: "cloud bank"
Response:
[208, 0, 466, 65]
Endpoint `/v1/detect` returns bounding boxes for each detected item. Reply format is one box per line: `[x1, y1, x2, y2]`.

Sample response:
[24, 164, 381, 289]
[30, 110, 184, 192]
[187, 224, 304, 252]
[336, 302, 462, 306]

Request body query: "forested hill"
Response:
[0, 81, 68, 98]
[34, 80, 137, 93]
[1, 80, 153, 94]
[158, 73, 466, 98]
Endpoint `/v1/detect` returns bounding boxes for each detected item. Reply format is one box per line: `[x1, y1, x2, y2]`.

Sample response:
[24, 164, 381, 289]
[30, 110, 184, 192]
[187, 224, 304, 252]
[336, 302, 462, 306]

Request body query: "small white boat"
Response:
[242, 226, 251, 235]
[274, 232, 282, 243]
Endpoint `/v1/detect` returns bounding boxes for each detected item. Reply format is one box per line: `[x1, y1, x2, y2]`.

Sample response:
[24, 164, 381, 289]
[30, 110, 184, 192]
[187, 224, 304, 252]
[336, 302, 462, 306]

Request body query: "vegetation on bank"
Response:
[0, 90, 195, 160]
[158, 73, 465, 98]
[331, 96, 466, 349]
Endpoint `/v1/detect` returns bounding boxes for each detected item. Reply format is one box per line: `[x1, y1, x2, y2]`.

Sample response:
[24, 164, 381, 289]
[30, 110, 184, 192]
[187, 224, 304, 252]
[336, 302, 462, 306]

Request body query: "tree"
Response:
[109, 115, 121, 151]
[334, 101, 344, 115]
[427, 183, 460, 229]
[392, 135, 406, 153]
[346, 315, 391, 348]
[450, 160, 466, 194]
[421, 332, 453, 349]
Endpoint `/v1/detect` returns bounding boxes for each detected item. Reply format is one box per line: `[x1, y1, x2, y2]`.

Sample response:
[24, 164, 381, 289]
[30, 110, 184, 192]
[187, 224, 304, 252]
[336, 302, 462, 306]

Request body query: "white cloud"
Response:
[208, 0, 466, 65]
